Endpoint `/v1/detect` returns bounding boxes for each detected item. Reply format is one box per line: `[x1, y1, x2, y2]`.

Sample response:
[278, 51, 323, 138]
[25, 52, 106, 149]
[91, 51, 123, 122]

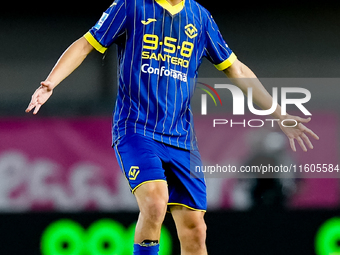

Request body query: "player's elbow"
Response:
[223, 59, 247, 78]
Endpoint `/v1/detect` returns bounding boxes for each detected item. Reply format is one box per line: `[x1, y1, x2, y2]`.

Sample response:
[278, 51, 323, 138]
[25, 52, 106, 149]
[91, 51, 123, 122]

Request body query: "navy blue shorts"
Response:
[113, 133, 207, 211]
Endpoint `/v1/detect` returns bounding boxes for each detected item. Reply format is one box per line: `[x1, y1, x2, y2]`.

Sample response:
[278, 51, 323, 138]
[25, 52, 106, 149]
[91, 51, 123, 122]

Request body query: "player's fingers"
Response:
[297, 136, 307, 152]
[27, 90, 39, 104]
[289, 138, 296, 152]
[26, 100, 37, 112]
[33, 104, 41, 115]
[301, 133, 313, 149]
[296, 117, 311, 123]
[300, 123, 319, 140]
[305, 127, 319, 140]
[26, 86, 43, 112]
[25, 105, 33, 112]
[299, 123, 319, 140]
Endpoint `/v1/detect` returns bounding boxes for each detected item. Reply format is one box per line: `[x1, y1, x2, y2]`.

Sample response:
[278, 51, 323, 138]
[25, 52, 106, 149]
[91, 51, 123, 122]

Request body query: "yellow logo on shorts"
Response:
[128, 166, 140, 180]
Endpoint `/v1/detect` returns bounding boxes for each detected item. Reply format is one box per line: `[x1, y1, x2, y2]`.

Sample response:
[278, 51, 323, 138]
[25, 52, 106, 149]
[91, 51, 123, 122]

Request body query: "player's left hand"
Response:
[25, 81, 54, 115]
[278, 115, 319, 152]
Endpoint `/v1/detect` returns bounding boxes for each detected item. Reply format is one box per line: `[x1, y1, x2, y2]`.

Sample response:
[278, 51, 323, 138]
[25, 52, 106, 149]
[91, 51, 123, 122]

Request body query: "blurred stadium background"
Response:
[1, 1, 340, 254]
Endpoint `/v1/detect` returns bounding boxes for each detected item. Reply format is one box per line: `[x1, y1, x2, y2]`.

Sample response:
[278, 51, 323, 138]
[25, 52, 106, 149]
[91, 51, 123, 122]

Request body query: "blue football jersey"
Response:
[84, 0, 237, 150]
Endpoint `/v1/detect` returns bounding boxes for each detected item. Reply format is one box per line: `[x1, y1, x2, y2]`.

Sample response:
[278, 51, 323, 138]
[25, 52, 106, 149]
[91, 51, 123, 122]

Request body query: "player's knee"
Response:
[190, 221, 207, 242]
[144, 198, 168, 223]
[179, 218, 207, 247]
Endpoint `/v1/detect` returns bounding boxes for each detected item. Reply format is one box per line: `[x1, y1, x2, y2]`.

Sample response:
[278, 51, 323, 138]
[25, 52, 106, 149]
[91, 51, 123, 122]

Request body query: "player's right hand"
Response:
[25, 81, 54, 115]
[278, 114, 319, 152]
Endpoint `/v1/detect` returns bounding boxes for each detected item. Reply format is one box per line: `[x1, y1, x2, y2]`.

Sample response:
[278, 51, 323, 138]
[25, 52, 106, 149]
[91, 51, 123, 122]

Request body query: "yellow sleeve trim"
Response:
[84, 32, 108, 54]
[214, 52, 237, 71]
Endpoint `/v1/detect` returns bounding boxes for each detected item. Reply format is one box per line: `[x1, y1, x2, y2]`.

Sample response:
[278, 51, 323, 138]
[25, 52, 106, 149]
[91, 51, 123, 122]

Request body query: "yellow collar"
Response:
[155, 0, 185, 15]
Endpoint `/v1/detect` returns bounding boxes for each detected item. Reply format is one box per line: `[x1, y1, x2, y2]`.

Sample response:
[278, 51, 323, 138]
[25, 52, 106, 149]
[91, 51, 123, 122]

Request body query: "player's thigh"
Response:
[134, 180, 169, 216]
[166, 148, 207, 211]
[114, 133, 167, 193]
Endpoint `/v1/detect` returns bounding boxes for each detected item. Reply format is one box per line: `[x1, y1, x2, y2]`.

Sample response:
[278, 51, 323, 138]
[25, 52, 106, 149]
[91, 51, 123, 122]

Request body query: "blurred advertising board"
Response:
[0, 114, 338, 212]
[0, 211, 339, 255]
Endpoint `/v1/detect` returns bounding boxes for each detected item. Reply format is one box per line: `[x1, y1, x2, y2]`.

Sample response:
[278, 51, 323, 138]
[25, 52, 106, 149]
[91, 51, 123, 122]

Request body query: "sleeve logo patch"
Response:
[94, 13, 109, 30]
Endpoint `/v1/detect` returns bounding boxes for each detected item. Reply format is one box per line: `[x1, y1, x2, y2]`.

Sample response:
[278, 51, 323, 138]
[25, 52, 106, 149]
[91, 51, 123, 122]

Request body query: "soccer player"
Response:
[26, 0, 319, 254]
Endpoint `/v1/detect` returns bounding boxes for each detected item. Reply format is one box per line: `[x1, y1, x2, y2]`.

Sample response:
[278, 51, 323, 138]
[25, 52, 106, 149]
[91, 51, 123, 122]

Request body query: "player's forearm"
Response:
[223, 60, 282, 120]
[45, 37, 94, 89]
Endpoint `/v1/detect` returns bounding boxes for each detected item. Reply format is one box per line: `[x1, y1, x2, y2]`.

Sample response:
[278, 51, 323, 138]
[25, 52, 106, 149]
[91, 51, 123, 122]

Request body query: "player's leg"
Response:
[114, 133, 170, 254]
[134, 181, 169, 243]
[164, 146, 207, 254]
[170, 205, 207, 255]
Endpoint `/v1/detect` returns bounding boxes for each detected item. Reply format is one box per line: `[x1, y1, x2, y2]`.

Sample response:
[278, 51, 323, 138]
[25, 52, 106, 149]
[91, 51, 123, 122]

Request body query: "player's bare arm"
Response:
[26, 37, 94, 114]
[223, 59, 319, 152]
